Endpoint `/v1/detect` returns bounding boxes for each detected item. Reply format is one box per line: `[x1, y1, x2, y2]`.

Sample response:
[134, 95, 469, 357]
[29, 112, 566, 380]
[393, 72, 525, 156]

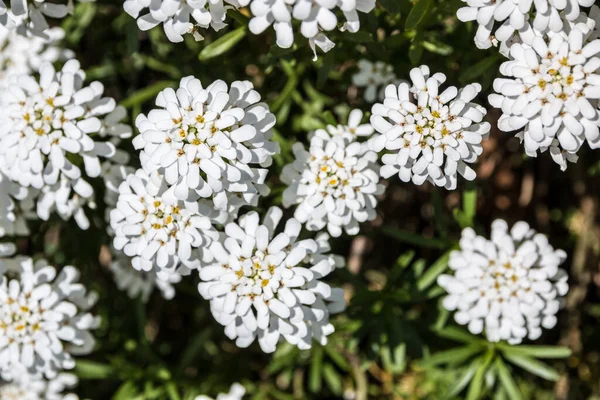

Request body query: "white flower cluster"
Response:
[0, 0, 91, 36]
[0, 257, 99, 379]
[438, 220, 568, 344]
[352, 59, 398, 102]
[281, 110, 383, 237]
[123, 0, 248, 43]
[133, 77, 278, 218]
[0, 59, 132, 229]
[198, 207, 345, 353]
[247, 0, 376, 59]
[0, 369, 80, 400]
[110, 169, 218, 274]
[369, 66, 491, 189]
[489, 28, 600, 170]
[195, 383, 246, 400]
[0, 26, 73, 88]
[457, 0, 595, 50]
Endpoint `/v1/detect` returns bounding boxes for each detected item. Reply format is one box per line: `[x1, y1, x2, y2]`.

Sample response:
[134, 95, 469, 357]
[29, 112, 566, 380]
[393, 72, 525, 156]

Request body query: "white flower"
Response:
[0, 369, 80, 400]
[123, 0, 244, 43]
[0, 257, 99, 378]
[456, 0, 596, 50]
[0, 59, 132, 228]
[109, 249, 181, 303]
[110, 169, 218, 274]
[247, 0, 376, 59]
[198, 207, 345, 353]
[370, 65, 491, 189]
[195, 383, 246, 400]
[438, 220, 568, 345]
[102, 162, 136, 209]
[0, 26, 73, 87]
[0, 0, 90, 36]
[281, 111, 383, 237]
[133, 76, 278, 214]
[352, 60, 398, 102]
[489, 28, 600, 170]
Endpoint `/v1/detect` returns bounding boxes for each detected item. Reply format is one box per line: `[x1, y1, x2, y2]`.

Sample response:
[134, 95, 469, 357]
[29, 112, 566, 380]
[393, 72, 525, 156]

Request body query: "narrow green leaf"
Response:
[495, 358, 522, 400]
[501, 345, 572, 359]
[417, 250, 453, 291]
[460, 55, 501, 82]
[324, 345, 351, 371]
[420, 344, 483, 367]
[466, 350, 495, 400]
[309, 347, 324, 393]
[113, 381, 139, 400]
[198, 26, 246, 61]
[405, 0, 433, 30]
[323, 363, 343, 395]
[445, 363, 479, 399]
[503, 353, 561, 381]
[74, 360, 114, 379]
[120, 81, 175, 109]
[436, 326, 486, 344]
[165, 382, 181, 400]
[381, 226, 449, 249]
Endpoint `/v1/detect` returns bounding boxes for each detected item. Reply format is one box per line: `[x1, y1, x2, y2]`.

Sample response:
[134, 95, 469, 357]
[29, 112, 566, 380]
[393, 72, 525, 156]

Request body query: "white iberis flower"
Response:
[133, 76, 278, 214]
[247, 0, 376, 60]
[457, 0, 596, 50]
[0, 59, 132, 229]
[195, 383, 246, 400]
[369, 65, 491, 190]
[489, 28, 600, 170]
[0, 26, 73, 88]
[109, 249, 181, 303]
[0, 0, 92, 36]
[0, 368, 80, 400]
[281, 110, 383, 237]
[352, 60, 398, 103]
[123, 0, 246, 43]
[110, 169, 218, 274]
[0, 257, 99, 378]
[438, 220, 568, 345]
[198, 207, 346, 353]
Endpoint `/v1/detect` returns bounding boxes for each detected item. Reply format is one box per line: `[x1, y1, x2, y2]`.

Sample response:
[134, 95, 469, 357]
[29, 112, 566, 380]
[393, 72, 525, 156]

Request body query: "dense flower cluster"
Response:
[457, 0, 596, 49]
[0, 0, 91, 36]
[0, 370, 80, 400]
[0, 257, 99, 379]
[489, 28, 600, 170]
[370, 66, 491, 189]
[438, 221, 568, 344]
[247, 0, 376, 59]
[281, 111, 383, 237]
[198, 207, 345, 353]
[352, 60, 398, 102]
[133, 77, 278, 217]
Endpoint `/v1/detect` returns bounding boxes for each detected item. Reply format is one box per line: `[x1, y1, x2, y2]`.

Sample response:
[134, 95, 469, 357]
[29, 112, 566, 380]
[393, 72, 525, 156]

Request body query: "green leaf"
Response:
[503, 353, 561, 381]
[405, 0, 433, 30]
[379, 0, 402, 14]
[198, 26, 246, 61]
[460, 55, 502, 83]
[381, 226, 449, 249]
[165, 382, 181, 400]
[495, 358, 522, 400]
[466, 350, 495, 400]
[323, 363, 343, 395]
[113, 381, 139, 400]
[420, 344, 483, 367]
[445, 363, 479, 399]
[309, 347, 324, 393]
[74, 360, 114, 379]
[416, 250, 453, 291]
[436, 326, 487, 344]
[501, 345, 572, 359]
[120, 81, 175, 109]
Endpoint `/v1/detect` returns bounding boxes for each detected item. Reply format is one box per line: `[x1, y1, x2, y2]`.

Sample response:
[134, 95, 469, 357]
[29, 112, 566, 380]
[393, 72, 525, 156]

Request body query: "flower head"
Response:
[123, 0, 244, 43]
[110, 169, 218, 274]
[198, 207, 345, 353]
[457, 0, 596, 50]
[489, 28, 600, 170]
[247, 0, 376, 59]
[133, 77, 278, 214]
[352, 60, 398, 102]
[281, 111, 383, 237]
[438, 220, 568, 344]
[370, 65, 491, 189]
[0, 369, 80, 400]
[0, 0, 85, 36]
[0, 257, 99, 378]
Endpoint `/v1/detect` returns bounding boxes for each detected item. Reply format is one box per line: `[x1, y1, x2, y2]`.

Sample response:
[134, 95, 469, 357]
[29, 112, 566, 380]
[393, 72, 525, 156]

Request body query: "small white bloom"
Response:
[123, 0, 243, 43]
[195, 383, 246, 400]
[133, 76, 278, 214]
[0, 257, 99, 378]
[352, 60, 398, 102]
[438, 220, 568, 345]
[198, 207, 346, 353]
[489, 28, 600, 170]
[0, 0, 90, 36]
[281, 110, 383, 237]
[370, 65, 491, 189]
[109, 249, 181, 303]
[456, 0, 596, 50]
[0, 368, 80, 400]
[247, 0, 376, 59]
[110, 169, 218, 274]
